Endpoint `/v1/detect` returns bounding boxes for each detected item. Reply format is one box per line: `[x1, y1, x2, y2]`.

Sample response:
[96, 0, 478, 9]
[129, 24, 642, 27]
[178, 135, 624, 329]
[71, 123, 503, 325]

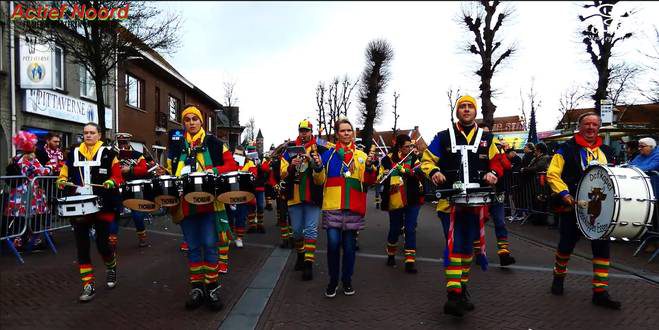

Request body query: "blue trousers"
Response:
[180, 212, 218, 264]
[288, 202, 320, 240]
[387, 205, 420, 249]
[438, 210, 479, 256]
[327, 228, 357, 285]
[490, 202, 508, 240]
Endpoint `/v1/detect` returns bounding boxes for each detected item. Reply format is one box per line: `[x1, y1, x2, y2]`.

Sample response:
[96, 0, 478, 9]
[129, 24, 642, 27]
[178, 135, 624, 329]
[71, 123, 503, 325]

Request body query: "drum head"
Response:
[184, 192, 215, 205]
[155, 195, 180, 207]
[123, 199, 158, 212]
[217, 191, 255, 204]
[575, 165, 616, 240]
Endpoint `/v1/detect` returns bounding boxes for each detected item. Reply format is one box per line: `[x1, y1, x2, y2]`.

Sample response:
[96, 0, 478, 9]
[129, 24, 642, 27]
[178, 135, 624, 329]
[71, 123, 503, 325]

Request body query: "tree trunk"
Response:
[479, 70, 496, 129]
[94, 75, 108, 137]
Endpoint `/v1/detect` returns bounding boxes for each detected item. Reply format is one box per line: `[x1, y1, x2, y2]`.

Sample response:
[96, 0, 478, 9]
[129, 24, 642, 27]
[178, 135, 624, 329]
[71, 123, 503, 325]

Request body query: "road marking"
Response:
[126, 228, 657, 282]
[220, 247, 290, 330]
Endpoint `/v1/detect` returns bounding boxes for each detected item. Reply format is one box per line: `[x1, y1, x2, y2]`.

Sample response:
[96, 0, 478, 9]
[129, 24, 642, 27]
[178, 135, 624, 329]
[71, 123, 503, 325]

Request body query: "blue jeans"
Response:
[226, 204, 248, 229]
[326, 228, 357, 285]
[387, 205, 420, 249]
[490, 202, 508, 240]
[256, 191, 265, 213]
[288, 202, 320, 240]
[110, 209, 146, 235]
[180, 212, 218, 264]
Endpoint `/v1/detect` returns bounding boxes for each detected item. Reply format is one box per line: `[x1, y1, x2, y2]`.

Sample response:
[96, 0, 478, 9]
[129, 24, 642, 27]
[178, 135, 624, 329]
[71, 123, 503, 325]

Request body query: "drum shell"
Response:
[216, 172, 256, 204]
[182, 173, 216, 205]
[121, 180, 157, 212]
[57, 195, 102, 217]
[576, 165, 655, 241]
[153, 176, 182, 206]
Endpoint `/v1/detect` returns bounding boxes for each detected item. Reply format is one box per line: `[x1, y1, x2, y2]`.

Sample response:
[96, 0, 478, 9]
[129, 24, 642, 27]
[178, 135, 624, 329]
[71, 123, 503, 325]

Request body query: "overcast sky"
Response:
[159, 1, 659, 148]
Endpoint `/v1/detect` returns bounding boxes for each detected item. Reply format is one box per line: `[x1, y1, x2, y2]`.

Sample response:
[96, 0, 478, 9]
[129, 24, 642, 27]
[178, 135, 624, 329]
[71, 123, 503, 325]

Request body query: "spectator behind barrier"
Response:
[629, 137, 659, 172]
[521, 142, 551, 174]
[625, 140, 639, 163]
[506, 149, 522, 172]
[521, 142, 535, 168]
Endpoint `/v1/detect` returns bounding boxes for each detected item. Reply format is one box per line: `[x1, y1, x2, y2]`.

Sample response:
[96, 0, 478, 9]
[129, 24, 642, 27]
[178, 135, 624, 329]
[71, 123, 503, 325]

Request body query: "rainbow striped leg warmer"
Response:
[79, 264, 94, 286]
[445, 254, 463, 294]
[553, 252, 570, 277]
[592, 258, 610, 293]
[304, 238, 316, 263]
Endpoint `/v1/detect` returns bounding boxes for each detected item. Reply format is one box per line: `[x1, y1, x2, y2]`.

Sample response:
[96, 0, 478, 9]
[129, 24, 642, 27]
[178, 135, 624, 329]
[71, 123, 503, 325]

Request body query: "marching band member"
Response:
[56, 123, 123, 302]
[281, 119, 327, 281]
[420, 95, 504, 317]
[311, 118, 377, 297]
[475, 128, 516, 267]
[379, 134, 424, 274]
[547, 112, 621, 310]
[266, 146, 293, 248]
[109, 133, 150, 248]
[244, 143, 267, 233]
[262, 152, 275, 211]
[166, 105, 237, 311]
[227, 146, 249, 248]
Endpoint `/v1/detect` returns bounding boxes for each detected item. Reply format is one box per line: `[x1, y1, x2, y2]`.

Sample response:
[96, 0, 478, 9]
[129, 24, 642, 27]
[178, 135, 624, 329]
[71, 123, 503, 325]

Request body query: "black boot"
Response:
[185, 284, 206, 310]
[499, 253, 516, 266]
[404, 262, 418, 274]
[386, 255, 396, 266]
[206, 282, 223, 311]
[443, 291, 465, 317]
[279, 239, 290, 249]
[550, 276, 565, 296]
[459, 284, 475, 311]
[592, 291, 621, 310]
[302, 261, 313, 281]
[294, 252, 305, 271]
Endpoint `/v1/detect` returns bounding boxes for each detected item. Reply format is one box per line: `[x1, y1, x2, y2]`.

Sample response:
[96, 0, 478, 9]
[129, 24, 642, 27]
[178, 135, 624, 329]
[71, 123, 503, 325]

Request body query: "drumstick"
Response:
[63, 182, 106, 188]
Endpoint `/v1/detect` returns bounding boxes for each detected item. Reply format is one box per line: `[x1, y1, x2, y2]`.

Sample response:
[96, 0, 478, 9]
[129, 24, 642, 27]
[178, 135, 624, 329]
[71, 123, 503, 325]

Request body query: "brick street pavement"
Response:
[0, 213, 275, 330]
[258, 200, 659, 330]
[1, 197, 658, 329]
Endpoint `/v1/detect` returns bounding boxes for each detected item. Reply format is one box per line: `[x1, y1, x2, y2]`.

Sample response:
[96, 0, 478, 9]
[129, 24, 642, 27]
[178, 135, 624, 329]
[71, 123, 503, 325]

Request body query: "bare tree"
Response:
[446, 87, 462, 124]
[223, 81, 238, 107]
[579, 0, 634, 112]
[460, 1, 516, 129]
[525, 79, 541, 144]
[244, 117, 256, 143]
[606, 62, 642, 105]
[642, 26, 659, 102]
[315, 75, 357, 141]
[16, 0, 182, 136]
[391, 91, 400, 136]
[358, 39, 394, 150]
[559, 85, 588, 115]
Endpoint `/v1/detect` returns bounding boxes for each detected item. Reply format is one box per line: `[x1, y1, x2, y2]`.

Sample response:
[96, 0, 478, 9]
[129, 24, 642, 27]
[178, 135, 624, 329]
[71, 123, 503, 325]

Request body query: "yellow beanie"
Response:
[181, 106, 203, 124]
[455, 95, 478, 111]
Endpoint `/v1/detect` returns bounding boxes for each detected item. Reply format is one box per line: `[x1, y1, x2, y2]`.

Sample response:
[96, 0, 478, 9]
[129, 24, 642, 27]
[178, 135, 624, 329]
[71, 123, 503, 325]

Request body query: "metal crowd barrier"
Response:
[0, 175, 71, 264]
[633, 171, 659, 263]
[502, 171, 552, 224]
[1, 175, 32, 264]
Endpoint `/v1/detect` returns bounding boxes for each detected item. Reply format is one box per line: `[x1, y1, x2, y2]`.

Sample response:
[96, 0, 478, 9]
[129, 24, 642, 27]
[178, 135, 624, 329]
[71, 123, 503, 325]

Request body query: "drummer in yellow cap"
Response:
[419, 94, 505, 317]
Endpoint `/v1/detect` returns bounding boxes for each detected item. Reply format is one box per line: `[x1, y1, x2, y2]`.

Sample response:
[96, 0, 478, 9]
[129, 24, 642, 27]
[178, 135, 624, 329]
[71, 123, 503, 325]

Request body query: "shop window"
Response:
[169, 95, 180, 122]
[126, 73, 143, 109]
[54, 45, 64, 90]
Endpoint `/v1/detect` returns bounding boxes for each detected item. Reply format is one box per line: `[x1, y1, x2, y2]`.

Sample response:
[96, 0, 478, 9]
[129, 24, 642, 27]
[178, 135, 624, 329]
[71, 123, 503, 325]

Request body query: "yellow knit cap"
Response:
[455, 95, 478, 111]
[181, 106, 203, 124]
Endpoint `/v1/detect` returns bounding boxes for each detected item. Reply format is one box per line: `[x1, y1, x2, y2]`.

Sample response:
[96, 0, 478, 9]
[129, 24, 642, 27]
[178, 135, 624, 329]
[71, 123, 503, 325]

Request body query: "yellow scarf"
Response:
[79, 141, 103, 160]
[185, 129, 206, 147]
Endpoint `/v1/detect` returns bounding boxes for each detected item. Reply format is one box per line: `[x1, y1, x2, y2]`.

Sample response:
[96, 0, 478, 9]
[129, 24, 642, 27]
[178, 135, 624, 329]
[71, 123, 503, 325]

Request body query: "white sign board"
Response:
[24, 89, 113, 129]
[19, 35, 53, 89]
[600, 99, 613, 125]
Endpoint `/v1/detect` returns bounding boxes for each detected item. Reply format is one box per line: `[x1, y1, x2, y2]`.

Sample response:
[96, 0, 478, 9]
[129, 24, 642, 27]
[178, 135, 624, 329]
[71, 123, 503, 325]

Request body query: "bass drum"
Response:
[575, 164, 655, 241]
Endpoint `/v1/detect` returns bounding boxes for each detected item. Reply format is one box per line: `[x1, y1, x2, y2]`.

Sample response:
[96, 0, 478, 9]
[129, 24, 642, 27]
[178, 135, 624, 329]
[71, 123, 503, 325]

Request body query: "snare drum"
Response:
[57, 195, 102, 217]
[576, 164, 655, 241]
[216, 171, 256, 204]
[121, 179, 157, 212]
[450, 192, 494, 206]
[182, 172, 216, 205]
[153, 175, 182, 207]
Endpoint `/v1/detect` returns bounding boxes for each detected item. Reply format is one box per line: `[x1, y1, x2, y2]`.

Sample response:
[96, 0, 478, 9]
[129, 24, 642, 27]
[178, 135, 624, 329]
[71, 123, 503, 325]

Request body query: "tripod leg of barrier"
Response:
[44, 231, 57, 254]
[649, 247, 659, 263]
[4, 239, 25, 264]
[634, 239, 648, 257]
